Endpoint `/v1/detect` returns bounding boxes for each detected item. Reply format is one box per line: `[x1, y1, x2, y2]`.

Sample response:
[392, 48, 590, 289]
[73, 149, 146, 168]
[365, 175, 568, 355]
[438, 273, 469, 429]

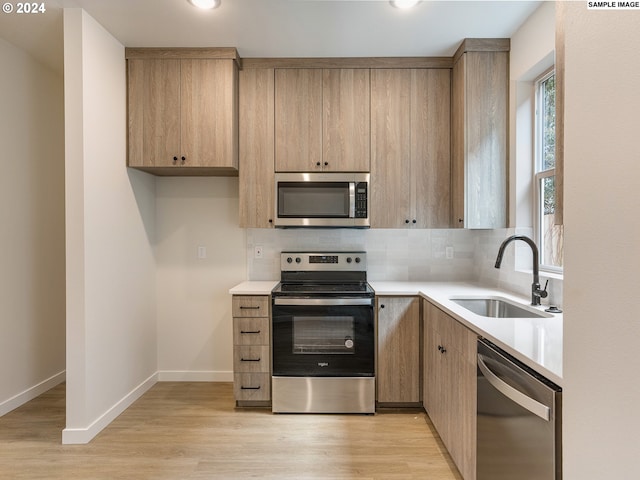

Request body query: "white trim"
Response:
[0, 371, 66, 417]
[157, 370, 233, 382]
[62, 372, 158, 445]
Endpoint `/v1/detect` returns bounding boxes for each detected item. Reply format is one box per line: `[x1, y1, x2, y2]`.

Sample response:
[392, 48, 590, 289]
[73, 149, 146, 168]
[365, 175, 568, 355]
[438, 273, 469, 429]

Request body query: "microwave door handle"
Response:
[349, 182, 356, 218]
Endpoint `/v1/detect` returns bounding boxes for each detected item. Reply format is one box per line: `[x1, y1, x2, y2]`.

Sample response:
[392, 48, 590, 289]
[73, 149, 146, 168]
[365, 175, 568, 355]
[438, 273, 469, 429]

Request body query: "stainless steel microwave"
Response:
[274, 172, 370, 227]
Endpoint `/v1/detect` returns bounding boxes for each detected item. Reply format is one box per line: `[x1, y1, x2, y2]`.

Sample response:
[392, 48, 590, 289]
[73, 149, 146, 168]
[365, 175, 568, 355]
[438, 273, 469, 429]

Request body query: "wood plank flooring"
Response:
[0, 382, 462, 479]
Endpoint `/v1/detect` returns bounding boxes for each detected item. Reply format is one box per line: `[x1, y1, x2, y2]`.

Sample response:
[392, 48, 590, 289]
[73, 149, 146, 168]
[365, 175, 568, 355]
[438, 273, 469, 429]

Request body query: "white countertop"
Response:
[370, 281, 563, 386]
[229, 281, 279, 295]
[229, 279, 563, 386]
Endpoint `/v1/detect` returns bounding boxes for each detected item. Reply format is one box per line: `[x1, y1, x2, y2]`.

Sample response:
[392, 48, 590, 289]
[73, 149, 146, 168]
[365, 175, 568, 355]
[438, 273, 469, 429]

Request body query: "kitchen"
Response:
[1, 1, 639, 479]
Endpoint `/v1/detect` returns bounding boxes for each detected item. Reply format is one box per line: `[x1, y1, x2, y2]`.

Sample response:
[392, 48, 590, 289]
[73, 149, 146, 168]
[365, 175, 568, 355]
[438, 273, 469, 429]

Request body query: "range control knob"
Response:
[355, 257, 361, 263]
[286, 257, 293, 264]
[346, 257, 352, 263]
[295, 257, 302, 264]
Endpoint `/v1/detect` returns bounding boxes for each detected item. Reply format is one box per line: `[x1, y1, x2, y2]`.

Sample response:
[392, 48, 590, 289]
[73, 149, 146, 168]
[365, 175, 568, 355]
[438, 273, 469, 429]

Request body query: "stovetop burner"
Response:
[273, 251, 373, 298]
[272, 282, 374, 296]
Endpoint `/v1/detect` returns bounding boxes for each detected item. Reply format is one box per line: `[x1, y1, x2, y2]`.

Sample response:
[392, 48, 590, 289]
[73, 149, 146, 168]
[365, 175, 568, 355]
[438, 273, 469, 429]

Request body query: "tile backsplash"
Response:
[246, 227, 563, 307]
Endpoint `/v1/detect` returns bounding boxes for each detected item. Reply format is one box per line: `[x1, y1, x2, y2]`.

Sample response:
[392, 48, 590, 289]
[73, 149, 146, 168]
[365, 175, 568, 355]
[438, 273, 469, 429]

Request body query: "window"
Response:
[535, 70, 563, 271]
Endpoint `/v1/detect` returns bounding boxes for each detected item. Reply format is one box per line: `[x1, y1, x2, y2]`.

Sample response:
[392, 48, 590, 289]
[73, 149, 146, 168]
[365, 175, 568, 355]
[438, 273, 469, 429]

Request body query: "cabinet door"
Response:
[370, 69, 412, 228]
[323, 69, 370, 172]
[274, 69, 323, 172]
[422, 300, 449, 441]
[423, 300, 477, 480]
[377, 296, 421, 404]
[181, 59, 238, 168]
[239, 68, 275, 227]
[411, 69, 451, 228]
[128, 58, 181, 168]
[451, 49, 508, 229]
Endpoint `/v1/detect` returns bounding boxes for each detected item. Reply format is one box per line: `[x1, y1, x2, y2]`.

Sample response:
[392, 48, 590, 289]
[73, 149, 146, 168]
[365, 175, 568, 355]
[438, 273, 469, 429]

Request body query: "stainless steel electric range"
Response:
[271, 252, 375, 414]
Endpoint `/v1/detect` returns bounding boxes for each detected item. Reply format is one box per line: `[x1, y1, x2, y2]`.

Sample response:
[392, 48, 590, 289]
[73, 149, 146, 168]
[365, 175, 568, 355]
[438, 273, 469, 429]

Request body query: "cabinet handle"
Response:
[173, 156, 178, 163]
[240, 386, 261, 390]
[412, 219, 417, 224]
[316, 162, 321, 166]
[324, 162, 328, 166]
[240, 357, 261, 362]
[458, 218, 464, 223]
[240, 306, 260, 310]
[181, 156, 186, 164]
[380, 304, 385, 309]
[240, 330, 261, 334]
[405, 219, 410, 224]
[438, 345, 447, 354]
[268, 219, 273, 223]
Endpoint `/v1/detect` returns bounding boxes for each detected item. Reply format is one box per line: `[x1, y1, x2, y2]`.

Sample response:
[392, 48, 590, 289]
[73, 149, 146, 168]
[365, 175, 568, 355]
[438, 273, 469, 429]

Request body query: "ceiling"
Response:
[0, 0, 542, 75]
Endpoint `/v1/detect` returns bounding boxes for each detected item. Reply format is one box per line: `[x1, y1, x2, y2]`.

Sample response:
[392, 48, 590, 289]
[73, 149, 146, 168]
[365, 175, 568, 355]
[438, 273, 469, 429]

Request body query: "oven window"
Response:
[292, 316, 355, 354]
[278, 182, 350, 218]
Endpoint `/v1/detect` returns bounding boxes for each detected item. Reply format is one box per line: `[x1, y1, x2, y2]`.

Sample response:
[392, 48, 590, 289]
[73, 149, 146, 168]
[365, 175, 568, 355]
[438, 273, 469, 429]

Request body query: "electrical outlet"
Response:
[445, 246, 454, 260]
[254, 246, 263, 259]
[197, 246, 207, 259]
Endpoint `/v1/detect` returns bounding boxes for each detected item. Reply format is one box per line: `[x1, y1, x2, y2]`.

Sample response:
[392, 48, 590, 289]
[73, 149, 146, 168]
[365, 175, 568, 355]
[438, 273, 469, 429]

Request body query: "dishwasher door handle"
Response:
[477, 354, 551, 421]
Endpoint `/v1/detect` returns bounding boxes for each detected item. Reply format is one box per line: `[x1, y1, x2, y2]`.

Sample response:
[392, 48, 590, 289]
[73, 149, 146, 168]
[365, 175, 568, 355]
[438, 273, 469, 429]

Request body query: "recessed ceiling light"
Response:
[188, 0, 221, 9]
[390, 0, 420, 9]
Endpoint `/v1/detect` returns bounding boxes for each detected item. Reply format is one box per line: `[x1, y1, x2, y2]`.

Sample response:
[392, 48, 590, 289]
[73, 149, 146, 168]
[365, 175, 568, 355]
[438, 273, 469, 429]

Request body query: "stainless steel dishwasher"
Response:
[477, 339, 562, 479]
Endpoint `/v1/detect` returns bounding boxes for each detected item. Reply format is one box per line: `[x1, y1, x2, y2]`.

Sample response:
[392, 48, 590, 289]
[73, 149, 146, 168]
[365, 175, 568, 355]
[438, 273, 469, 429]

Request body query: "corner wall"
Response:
[63, 8, 157, 444]
[561, 3, 640, 478]
[0, 38, 66, 415]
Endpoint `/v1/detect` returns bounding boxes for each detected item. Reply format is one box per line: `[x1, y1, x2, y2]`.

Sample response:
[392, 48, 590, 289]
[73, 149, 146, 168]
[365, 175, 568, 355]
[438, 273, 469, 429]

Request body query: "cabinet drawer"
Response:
[234, 346, 270, 373]
[233, 317, 269, 345]
[234, 373, 271, 401]
[232, 295, 269, 317]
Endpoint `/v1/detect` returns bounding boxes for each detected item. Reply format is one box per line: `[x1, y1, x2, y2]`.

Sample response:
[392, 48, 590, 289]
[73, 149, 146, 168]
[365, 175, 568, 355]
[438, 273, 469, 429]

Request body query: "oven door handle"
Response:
[273, 298, 374, 306]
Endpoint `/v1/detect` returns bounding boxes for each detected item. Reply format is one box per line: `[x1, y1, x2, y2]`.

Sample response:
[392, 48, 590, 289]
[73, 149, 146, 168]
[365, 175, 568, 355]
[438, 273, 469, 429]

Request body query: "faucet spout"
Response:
[494, 235, 548, 306]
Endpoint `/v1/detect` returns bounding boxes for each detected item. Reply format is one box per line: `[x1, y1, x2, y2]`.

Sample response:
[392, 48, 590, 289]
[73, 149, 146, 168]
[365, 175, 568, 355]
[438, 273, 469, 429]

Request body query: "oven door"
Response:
[272, 297, 375, 377]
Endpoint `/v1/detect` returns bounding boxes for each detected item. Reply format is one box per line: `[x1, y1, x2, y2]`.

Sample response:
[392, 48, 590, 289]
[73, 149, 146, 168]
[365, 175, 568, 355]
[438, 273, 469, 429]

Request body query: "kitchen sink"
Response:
[450, 297, 552, 319]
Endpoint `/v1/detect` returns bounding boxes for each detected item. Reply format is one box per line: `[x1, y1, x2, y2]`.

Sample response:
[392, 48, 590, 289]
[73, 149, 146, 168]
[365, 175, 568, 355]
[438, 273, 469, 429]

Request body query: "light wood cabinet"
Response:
[451, 39, 509, 228]
[126, 48, 239, 176]
[239, 68, 275, 227]
[275, 68, 370, 172]
[232, 295, 271, 405]
[423, 299, 477, 480]
[370, 69, 451, 228]
[377, 296, 421, 405]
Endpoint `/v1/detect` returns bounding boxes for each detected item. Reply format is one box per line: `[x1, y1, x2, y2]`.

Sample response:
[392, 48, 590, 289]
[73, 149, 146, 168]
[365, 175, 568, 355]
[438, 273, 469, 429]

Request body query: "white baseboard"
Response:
[157, 370, 233, 382]
[62, 372, 158, 445]
[0, 371, 66, 417]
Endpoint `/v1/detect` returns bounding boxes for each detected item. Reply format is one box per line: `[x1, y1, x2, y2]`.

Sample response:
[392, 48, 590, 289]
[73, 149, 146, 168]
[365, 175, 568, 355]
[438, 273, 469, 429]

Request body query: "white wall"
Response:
[562, 4, 640, 478]
[63, 9, 157, 444]
[0, 38, 65, 415]
[156, 177, 245, 380]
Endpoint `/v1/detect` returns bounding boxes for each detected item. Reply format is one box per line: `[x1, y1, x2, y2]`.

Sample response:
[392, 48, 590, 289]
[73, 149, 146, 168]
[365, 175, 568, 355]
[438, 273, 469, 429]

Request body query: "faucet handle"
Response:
[540, 279, 549, 299]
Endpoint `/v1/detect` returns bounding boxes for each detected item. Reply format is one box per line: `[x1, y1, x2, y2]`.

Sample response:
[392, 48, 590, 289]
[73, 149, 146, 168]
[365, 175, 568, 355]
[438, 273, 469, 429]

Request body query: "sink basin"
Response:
[450, 297, 552, 319]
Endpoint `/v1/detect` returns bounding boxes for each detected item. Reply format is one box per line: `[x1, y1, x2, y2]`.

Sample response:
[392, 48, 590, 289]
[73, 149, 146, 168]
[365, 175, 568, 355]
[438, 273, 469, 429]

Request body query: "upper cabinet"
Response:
[126, 48, 239, 176]
[274, 68, 370, 172]
[451, 39, 509, 228]
[239, 68, 276, 228]
[370, 68, 451, 228]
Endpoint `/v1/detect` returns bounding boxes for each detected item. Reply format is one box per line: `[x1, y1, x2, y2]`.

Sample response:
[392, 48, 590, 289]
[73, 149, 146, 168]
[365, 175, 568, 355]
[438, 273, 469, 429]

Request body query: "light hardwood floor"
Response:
[0, 382, 462, 480]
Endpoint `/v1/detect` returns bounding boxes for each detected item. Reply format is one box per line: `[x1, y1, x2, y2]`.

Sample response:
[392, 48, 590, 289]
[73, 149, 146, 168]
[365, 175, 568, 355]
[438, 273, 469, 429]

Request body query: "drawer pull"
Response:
[241, 357, 261, 362]
[241, 386, 261, 390]
[240, 330, 261, 334]
[240, 306, 261, 310]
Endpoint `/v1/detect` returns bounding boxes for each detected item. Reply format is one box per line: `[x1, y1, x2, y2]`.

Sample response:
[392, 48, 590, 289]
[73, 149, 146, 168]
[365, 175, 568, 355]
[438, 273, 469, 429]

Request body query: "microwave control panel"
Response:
[355, 183, 368, 218]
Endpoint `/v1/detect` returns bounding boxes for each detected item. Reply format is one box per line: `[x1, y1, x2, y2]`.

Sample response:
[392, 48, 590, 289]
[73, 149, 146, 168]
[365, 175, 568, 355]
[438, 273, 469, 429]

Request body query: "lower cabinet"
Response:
[376, 296, 421, 405]
[423, 299, 477, 480]
[232, 295, 271, 405]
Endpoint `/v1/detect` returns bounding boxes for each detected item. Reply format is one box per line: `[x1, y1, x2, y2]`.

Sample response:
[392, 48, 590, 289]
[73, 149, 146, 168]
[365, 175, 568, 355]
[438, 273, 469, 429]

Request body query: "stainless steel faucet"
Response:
[494, 235, 548, 306]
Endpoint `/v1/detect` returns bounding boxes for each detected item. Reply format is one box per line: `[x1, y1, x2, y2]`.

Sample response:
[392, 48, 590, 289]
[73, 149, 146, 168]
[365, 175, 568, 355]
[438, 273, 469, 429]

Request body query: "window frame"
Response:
[534, 68, 563, 274]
